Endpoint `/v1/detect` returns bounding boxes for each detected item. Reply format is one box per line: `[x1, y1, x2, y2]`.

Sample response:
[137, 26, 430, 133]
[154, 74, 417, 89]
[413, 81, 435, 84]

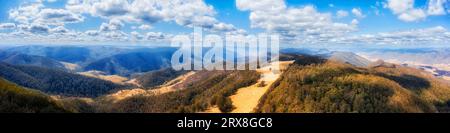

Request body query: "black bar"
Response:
[1, 113, 448, 131]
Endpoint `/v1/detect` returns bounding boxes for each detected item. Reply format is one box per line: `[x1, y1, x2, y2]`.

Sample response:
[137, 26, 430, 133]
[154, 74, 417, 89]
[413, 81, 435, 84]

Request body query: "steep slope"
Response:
[228, 61, 294, 113]
[0, 78, 68, 113]
[256, 55, 450, 113]
[0, 63, 126, 97]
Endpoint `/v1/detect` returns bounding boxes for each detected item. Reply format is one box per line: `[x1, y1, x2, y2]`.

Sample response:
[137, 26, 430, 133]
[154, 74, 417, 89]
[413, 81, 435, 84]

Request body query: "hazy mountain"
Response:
[0, 62, 127, 97]
[84, 48, 176, 76]
[4, 45, 131, 64]
[281, 48, 372, 67]
[0, 51, 67, 70]
[327, 51, 372, 67]
[358, 48, 450, 70]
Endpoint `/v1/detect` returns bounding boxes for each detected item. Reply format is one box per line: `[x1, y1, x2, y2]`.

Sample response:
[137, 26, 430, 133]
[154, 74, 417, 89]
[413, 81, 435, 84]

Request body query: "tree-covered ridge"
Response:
[0, 78, 68, 113]
[134, 68, 187, 89]
[0, 62, 127, 97]
[256, 55, 450, 113]
[108, 70, 259, 113]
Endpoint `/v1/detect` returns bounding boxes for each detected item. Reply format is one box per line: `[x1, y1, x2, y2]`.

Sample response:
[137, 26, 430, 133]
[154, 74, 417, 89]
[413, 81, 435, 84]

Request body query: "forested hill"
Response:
[0, 78, 68, 113]
[0, 62, 127, 97]
[256, 54, 450, 113]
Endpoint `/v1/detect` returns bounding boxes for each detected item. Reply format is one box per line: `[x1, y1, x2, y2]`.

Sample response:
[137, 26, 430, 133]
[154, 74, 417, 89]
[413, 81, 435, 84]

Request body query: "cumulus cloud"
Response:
[385, 0, 448, 22]
[65, 0, 243, 33]
[398, 8, 427, 22]
[236, 0, 357, 44]
[50, 26, 69, 33]
[91, 0, 129, 18]
[336, 26, 450, 45]
[0, 23, 16, 30]
[85, 30, 100, 36]
[13, 23, 51, 34]
[145, 32, 172, 41]
[99, 19, 124, 32]
[351, 19, 359, 25]
[351, 8, 365, 18]
[130, 31, 143, 40]
[336, 10, 349, 18]
[138, 24, 152, 30]
[9, 1, 84, 25]
[427, 0, 447, 15]
[9, 2, 44, 24]
[37, 8, 84, 24]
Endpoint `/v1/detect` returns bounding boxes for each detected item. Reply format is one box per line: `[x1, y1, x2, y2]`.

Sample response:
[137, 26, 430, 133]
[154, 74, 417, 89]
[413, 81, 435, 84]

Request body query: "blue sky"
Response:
[0, 0, 449, 46]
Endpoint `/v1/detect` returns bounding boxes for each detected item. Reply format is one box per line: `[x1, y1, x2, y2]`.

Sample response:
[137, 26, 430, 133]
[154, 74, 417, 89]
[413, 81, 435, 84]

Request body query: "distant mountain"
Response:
[358, 48, 450, 70]
[84, 48, 176, 76]
[4, 45, 131, 64]
[0, 51, 67, 70]
[327, 51, 372, 67]
[5, 45, 91, 63]
[281, 48, 331, 56]
[0, 62, 127, 97]
[281, 48, 372, 67]
[0, 78, 68, 113]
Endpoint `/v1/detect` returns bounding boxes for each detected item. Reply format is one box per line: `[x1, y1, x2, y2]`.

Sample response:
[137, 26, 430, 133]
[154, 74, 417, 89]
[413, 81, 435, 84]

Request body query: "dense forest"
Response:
[256, 55, 450, 113]
[0, 63, 127, 97]
[134, 68, 187, 88]
[107, 70, 259, 113]
[0, 78, 68, 113]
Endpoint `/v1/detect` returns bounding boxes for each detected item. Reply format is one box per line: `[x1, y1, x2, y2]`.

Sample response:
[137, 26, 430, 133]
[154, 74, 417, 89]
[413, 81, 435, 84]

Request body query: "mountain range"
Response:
[0, 45, 449, 113]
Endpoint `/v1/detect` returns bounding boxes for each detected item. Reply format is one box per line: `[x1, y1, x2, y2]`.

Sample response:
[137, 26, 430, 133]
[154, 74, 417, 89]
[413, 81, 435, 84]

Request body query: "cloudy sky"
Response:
[0, 0, 449, 46]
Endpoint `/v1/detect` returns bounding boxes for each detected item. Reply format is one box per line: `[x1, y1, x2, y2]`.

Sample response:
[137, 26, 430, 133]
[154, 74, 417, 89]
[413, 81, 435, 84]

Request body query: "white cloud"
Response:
[336, 26, 450, 45]
[39, 0, 58, 3]
[0, 23, 16, 30]
[427, 0, 447, 15]
[336, 10, 349, 18]
[236, 0, 357, 44]
[145, 32, 171, 41]
[351, 8, 365, 18]
[65, 0, 243, 33]
[130, 31, 143, 40]
[385, 0, 448, 22]
[37, 8, 84, 25]
[91, 0, 130, 18]
[85, 30, 99, 36]
[138, 24, 152, 30]
[99, 19, 124, 32]
[386, 0, 414, 14]
[398, 9, 427, 22]
[50, 26, 69, 33]
[9, 2, 44, 24]
[351, 19, 359, 25]
[28, 23, 50, 34]
[9, 1, 83, 26]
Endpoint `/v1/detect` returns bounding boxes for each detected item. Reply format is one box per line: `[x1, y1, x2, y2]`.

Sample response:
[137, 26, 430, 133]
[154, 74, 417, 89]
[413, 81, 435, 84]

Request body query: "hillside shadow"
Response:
[378, 73, 431, 90]
[280, 54, 326, 66]
[436, 100, 450, 113]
